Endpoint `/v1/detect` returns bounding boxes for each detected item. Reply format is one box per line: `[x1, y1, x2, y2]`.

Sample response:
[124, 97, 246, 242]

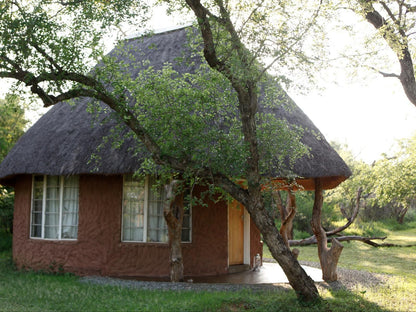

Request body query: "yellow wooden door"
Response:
[228, 200, 244, 265]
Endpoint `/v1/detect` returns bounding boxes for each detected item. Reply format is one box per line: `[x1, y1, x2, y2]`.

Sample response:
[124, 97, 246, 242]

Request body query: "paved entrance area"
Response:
[193, 262, 323, 284]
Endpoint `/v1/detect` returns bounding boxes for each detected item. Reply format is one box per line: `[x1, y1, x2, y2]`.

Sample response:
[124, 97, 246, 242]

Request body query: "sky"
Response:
[4, 5, 416, 164]
[293, 78, 416, 163]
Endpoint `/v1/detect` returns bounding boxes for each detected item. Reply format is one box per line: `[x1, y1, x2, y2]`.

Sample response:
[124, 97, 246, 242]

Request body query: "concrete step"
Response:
[228, 264, 250, 274]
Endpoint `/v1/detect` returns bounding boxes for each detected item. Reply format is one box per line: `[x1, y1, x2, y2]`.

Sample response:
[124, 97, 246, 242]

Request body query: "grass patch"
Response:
[0, 249, 392, 312]
[265, 226, 416, 311]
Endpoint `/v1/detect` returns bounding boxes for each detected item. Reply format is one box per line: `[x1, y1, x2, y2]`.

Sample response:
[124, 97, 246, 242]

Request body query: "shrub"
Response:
[0, 186, 14, 234]
[0, 230, 12, 252]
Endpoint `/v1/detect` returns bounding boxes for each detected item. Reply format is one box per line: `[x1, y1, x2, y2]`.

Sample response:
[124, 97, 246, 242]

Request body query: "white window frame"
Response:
[121, 175, 192, 243]
[30, 175, 79, 241]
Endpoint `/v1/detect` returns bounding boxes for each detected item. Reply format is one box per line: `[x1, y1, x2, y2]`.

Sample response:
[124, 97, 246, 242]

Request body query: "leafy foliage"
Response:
[0, 95, 27, 238]
[0, 186, 14, 241]
[0, 94, 27, 160]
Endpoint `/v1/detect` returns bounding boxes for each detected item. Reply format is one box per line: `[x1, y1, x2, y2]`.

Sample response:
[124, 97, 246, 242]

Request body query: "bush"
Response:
[0, 186, 14, 234]
[0, 230, 12, 252]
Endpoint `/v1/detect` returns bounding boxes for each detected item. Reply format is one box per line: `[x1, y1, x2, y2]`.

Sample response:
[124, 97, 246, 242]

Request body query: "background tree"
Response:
[325, 139, 416, 225]
[349, 1, 416, 106]
[371, 134, 416, 223]
[325, 142, 372, 219]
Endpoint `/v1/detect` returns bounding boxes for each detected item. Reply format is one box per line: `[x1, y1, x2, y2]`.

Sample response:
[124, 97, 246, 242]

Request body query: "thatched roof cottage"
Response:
[0, 27, 351, 279]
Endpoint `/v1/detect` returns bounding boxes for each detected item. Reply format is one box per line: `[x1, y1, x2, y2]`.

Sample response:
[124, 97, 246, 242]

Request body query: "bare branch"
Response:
[375, 68, 401, 78]
[326, 187, 362, 236]
[257, 0, 323, 80]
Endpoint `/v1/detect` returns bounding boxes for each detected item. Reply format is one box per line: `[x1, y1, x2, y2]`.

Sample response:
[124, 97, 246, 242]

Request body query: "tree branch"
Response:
[326, 187, 362, 236]
[360, 1, 416, 106]
[27, 41, 64, 72]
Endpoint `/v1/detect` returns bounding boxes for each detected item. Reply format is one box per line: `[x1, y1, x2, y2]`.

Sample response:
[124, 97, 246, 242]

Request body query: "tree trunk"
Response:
[244, 195, 320, 303]
[180, 1, 320, 302]
[311, 178, 343, 282]
[163, 180, 184, 282]
[397, 207, 408, 224]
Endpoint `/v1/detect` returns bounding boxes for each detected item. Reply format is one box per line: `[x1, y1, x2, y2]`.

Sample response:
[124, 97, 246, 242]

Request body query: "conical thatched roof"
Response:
[0, 26, 351, 190]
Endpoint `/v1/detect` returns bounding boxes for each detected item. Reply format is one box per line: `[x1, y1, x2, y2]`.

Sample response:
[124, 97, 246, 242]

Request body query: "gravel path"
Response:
[80, 261, 390, 292]
[80, 276, 291, 293]
[297, 260, 391, 291]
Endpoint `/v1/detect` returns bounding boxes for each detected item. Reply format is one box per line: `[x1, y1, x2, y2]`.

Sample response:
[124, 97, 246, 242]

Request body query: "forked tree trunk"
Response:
[311, 178, 343, 282]
[273, 190, 295, 241]
[397, 207, 408, 224]
[273, 190, 299, 259]
[163, 181, 184, 282]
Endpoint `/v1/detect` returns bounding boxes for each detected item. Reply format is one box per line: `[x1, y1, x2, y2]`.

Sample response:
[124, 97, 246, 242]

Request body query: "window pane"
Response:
[181, 229, 190, 242]
[45, 197, 60, 239]
[147, 178, 167, 243]
[31, 224, 42, 238]
[182, 215, 190, 228]
[122, 175, 145, 241]
[47, 176, 59, 187]
[31, 176, 44, 238]
[33, 199, 43, 213]
[32, 212, 42, 225]
[62, 176, 79, 239]
[132, 228, 143, 241]
[45, 176, 60, 239]
[30, 175, 79, 240]
[44, 225, 59, 239]
[63, 176, 78, 188]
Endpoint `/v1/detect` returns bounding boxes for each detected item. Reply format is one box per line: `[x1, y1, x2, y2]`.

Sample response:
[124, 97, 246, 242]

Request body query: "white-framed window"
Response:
[122, 175, 192, 243]
[31, 175, 79, 240]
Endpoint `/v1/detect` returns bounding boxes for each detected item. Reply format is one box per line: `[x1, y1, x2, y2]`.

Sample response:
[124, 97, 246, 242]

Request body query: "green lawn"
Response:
[0, 227, 415, 311]
[265, 227, 416, 312]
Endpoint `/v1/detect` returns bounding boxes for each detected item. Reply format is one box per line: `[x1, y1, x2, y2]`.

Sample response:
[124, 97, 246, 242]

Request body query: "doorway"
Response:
[228, 200, 250, 267]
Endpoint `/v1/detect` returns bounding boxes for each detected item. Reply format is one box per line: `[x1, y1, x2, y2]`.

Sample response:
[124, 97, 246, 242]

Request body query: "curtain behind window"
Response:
[62, 176, 79, 239]
[147, 176, 167, 243]
[122, 176, 145, 241]
[44, 176, 60, 239]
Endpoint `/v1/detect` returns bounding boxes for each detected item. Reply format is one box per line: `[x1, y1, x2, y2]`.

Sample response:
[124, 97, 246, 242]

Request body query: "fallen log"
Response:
[289, 235, 416, 247]
[289, 235, 387, 247]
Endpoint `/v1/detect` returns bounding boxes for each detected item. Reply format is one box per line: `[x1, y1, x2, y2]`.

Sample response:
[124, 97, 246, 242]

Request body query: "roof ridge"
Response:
[125, 24, 192, 41]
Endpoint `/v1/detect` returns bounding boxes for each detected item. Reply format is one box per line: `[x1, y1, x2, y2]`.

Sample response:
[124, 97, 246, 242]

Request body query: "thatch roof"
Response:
[0, 26, 351, 190]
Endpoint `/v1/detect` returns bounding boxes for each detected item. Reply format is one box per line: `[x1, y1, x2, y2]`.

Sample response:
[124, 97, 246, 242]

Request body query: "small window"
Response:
[31, 175, 79, 240]
[122, 175, 192, 243]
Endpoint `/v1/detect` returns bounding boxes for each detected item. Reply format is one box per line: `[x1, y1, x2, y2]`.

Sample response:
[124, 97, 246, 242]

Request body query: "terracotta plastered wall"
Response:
[12, 175, 231, 278]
